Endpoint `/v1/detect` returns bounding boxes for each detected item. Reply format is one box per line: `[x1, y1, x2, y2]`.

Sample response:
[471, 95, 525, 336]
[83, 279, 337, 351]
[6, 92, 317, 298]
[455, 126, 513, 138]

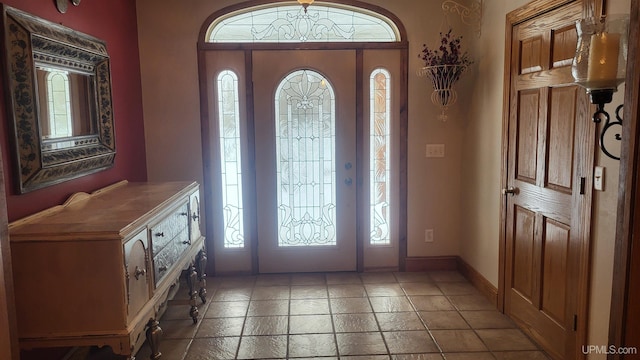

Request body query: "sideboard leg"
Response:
[145, 319, 162, 360]
[195, 249, 207, 304]
[187, 264, 199, 324]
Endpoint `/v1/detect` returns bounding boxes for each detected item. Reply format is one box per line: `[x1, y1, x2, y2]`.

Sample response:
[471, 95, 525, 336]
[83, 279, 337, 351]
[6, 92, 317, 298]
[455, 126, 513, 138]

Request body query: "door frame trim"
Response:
[197, 0, 409, 274]
[608, 0, 640, 356]
[499, 0, 601, 357]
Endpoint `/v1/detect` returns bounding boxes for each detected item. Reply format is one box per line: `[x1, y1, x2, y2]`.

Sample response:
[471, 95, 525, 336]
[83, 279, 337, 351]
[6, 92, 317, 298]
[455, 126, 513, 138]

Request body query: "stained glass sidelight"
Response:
[207, 4, 399, 43]
[217, 70, 245, 249]
[275, 70, 337, 247]
[369, 69, 391, 245]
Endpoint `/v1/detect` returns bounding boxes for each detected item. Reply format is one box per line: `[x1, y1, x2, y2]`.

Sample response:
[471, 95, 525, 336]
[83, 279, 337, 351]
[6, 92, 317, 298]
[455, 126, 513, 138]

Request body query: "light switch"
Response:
[594, 166, 604, 191]
[426, 144, 445, 158]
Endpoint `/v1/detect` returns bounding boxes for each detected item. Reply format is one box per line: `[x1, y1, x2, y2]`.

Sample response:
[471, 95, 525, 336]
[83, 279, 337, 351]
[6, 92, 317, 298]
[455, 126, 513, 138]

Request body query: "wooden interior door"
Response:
[504, 1, 594, 359]
[253, 50, 357, 273]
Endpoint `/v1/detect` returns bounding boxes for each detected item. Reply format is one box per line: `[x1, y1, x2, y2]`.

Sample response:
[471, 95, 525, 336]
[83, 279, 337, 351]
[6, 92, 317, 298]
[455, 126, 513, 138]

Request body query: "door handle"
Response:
[345, 162, 352, 170]
[502, 187, 518, 196]
[345, 177, 353, 186]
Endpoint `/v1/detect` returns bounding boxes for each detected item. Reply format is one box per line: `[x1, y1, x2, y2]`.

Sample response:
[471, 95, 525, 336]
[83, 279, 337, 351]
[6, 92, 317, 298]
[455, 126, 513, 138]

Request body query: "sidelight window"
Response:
[217, 70, 245, 249]
[369, 68, 391, 246]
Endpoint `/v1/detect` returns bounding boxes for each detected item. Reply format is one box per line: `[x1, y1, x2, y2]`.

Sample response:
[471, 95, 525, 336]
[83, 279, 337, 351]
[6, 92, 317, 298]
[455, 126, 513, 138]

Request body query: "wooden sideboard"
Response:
[8, 181, 207, 359]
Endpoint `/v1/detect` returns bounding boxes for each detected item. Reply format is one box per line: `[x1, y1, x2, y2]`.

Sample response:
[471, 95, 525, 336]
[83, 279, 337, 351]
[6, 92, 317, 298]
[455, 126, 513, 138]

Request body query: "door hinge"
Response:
[579, 177, 586, 195]
[573, 314, 578, 331]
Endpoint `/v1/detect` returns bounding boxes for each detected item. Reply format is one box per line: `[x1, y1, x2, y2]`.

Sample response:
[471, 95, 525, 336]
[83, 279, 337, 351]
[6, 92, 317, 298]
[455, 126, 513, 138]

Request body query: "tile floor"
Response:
[107, 271, 550, 359]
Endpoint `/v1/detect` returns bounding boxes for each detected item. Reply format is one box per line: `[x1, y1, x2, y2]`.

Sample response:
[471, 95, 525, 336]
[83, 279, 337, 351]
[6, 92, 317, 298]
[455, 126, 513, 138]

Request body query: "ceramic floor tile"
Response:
[410, 296, 455, 311]
[328, 284, 368, 298]
[436, 282, 480, 295]
[160, 319, 199, 339]
[492, 351, 551, 359]
[247, 299, 289, 316]
[196, 317, 244, 337]
[393, 272, 433, 283]
[288, 333, 337, 357]
[475, 329, 539, 351]
[289, 314, 334, 334]
[360, 272, 398, 283]
[419, 311, 469, 329]
[326, 272, 363, 284]
[255, 274, 291, 286]
[400, 282, 443, 296]
[443, 352, 496, 360]
[370, 296, 414, 312]
[134, 338, 191, 360]
[383, 330, 439, 354]
[236, 335, 287, 359]
[459, 310, 516, 329]
[291, 273, 327, 285]
[392, 355, 443, 360]
[365, 283, 406, 297]
[250, 285, 290, 300]
[290, 298, 330, 315]
[376, 312, 426, 331]
[330, 297, 373, 314]
[336, 332, 389, 356]
[430, 330, 488, 352]
[131, 271, 554, 360]
[212, 288, 253, 301]
[217, 276, 256, 288]
[334, 313, 380, 332]
[184, 337, 240, 360]
[427, 271, 467, 282]
[205, 300, 249, 318]
[447, 295, 495, 311]
[290, 285, 328, 299]
[242, 315, 288, 335]
[162, 304, 196, 320]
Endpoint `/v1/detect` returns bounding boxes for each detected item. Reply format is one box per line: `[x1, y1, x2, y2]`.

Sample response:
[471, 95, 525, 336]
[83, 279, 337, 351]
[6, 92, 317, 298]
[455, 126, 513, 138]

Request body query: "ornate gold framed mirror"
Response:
[1, 5, 116, 193]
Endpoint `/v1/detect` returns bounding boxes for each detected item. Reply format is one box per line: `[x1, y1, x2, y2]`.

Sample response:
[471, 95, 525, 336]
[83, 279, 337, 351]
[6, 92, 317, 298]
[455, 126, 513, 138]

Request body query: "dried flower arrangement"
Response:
[418, 29, 473, 120]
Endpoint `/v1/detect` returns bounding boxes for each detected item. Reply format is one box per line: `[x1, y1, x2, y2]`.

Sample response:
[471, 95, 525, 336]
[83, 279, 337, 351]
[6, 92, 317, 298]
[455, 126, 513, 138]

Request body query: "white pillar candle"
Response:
[587, 32, 621, 85]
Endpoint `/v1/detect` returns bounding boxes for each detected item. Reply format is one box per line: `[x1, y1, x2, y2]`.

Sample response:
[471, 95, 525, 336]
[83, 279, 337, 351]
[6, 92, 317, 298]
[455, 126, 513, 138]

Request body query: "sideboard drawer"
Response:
[152, 232, 190, 286]
[149, 202, 189, 255]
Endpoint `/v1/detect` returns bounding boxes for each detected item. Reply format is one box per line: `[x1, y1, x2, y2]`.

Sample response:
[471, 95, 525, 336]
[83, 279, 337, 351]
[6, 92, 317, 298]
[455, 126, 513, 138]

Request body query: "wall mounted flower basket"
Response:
[418, 64, 468, 120]
[418, 29, 473, 121]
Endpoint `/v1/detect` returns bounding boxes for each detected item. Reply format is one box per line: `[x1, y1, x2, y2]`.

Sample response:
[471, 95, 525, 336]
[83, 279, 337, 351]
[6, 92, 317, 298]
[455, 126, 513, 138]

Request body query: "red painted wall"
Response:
[0, 0, 147, 222]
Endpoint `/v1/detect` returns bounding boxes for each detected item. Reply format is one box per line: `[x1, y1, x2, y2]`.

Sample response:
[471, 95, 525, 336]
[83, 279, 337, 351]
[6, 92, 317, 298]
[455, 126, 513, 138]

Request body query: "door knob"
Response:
[502, 187, 518, 196]
[345, 162, 352, 170]
[345, 177, 353, 186]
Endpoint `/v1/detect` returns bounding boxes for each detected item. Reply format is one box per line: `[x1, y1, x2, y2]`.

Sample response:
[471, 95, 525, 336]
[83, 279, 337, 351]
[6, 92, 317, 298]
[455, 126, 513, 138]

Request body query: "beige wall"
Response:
[136, 0, 471, 259]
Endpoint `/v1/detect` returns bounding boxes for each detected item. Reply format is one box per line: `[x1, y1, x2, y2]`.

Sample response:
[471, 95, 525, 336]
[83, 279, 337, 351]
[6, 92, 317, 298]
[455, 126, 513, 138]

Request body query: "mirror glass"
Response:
[36, 65, 96, 140]
[2, 5, 116, 193]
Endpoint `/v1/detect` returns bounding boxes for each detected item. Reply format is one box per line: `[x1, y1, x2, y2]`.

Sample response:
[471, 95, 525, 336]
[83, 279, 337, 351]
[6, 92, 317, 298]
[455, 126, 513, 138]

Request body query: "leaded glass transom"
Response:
[370, 68, 391, 246]
[217, 70, 245, 249]
[275, 70, 336, 247]
[207, 3, 400, 43]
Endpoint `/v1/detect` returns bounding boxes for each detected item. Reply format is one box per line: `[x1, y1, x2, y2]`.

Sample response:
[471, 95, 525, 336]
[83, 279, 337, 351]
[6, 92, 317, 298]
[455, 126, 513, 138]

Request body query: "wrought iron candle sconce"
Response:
[572, 14, 629, 160]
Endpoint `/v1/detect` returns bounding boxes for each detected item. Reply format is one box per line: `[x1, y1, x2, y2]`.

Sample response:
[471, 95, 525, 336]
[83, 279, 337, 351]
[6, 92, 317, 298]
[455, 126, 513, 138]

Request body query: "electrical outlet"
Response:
[426, 144, 445, 158]
[425, 229, 434, 243]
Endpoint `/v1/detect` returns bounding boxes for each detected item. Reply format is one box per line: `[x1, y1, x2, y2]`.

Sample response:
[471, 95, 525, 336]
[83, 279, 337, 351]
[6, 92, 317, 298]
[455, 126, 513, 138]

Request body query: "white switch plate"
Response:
[425, 229, 434, 243]
[426, 144, 445, 158]
[594, 166, 604, 191]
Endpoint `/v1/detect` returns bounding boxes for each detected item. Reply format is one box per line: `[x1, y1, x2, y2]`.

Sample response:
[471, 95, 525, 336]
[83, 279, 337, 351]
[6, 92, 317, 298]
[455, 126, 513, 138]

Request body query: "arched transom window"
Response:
[206, 3, 400, 43]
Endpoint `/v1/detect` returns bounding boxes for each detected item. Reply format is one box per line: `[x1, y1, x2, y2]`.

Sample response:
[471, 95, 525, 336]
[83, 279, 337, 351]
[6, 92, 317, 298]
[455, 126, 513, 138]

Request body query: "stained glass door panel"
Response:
[253, 50, 356, 273]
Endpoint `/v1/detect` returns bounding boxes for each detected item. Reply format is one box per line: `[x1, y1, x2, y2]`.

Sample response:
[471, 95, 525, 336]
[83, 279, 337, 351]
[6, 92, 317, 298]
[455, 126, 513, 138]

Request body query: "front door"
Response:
[253, 50, 357, 273]
[503, 1, 595, 359]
